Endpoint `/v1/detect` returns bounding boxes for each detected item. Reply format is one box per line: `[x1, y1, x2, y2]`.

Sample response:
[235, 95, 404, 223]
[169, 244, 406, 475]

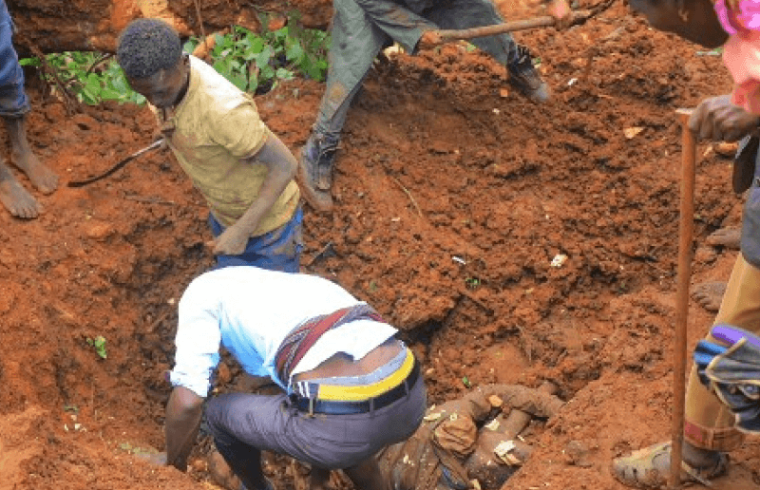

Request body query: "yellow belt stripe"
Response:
[315, 349, 415, 401]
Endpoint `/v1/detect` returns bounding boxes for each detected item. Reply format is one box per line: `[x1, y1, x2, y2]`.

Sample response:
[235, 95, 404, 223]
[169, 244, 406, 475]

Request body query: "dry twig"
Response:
[390, 176, 423, 217]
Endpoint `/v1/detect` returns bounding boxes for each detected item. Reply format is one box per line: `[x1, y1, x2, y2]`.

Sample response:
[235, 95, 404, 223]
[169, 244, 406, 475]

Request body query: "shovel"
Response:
[67, 139, 164, 188]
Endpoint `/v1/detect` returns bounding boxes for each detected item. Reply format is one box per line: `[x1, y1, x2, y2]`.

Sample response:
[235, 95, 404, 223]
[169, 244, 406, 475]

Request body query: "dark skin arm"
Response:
[688, 95, 760, 142]
[210, 133, 298, 256]
[165, 386, 205, 471]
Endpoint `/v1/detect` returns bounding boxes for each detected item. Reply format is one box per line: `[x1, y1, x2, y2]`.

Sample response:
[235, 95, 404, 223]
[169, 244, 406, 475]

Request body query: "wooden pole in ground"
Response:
[670, 108, 696, 489]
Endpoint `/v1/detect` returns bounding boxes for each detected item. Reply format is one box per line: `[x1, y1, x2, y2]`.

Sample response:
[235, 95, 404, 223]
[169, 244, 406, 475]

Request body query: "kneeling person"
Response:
[164, 266, 426, 490]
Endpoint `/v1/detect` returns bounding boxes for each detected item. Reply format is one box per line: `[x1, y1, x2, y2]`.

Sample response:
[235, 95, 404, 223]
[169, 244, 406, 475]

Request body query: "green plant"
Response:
[465, 277, 481, 290]
[20, 52, 145, 105]
[86, 335, 108, 359]
[183, 12, 330, 94]
[20, 10, 329, 105]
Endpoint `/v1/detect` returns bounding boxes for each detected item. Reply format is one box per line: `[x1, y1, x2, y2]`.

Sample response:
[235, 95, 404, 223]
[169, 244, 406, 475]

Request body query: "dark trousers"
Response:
[205, 373, 426, 488]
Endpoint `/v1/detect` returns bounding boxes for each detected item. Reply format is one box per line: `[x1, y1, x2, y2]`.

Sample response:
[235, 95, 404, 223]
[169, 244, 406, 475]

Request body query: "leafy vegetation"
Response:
[86, 335, 108, 359]
[20, 12, 330, 106]
[185, 13, 330, 94]
[20, 52, 145, 106]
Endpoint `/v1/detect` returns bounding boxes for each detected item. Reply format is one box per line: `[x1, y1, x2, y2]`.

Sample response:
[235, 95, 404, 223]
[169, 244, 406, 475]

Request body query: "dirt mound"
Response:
[1, 3, 758, 490]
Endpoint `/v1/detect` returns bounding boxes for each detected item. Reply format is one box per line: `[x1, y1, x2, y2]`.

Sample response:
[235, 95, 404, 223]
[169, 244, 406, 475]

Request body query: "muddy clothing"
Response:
[154, 55, 300, 235]
[377, 384, 564, 490]
[0, 0, 30, 117]
[314, 0, 527, 140]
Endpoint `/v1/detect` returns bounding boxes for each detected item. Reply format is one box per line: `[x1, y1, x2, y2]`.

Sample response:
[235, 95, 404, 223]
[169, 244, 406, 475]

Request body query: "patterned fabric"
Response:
[715, 0, 760, 34]
[275, 303, 384, 384]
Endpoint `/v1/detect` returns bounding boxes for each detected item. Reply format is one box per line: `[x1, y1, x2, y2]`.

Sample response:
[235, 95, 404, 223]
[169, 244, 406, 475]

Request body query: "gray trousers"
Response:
[205, 373, 426, 486]
[315, 0, 522, 139]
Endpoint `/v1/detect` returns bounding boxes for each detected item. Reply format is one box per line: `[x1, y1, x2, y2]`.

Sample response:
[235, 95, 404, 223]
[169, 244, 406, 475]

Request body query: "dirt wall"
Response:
[7, 0, 332, 53]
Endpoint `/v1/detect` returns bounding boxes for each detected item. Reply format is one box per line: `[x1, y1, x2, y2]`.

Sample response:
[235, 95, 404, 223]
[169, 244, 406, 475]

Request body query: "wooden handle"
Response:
[434, 10, 590, 41]
[670, 107, 697, 489]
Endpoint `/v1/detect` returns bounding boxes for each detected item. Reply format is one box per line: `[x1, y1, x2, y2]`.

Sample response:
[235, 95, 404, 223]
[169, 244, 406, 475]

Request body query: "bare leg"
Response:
[310, 467, 331, 490]
[344, 458, 390, 490]
[691, 282, 727, 313]
[4, 115, 58, 194]
[0, 157, 39, 218]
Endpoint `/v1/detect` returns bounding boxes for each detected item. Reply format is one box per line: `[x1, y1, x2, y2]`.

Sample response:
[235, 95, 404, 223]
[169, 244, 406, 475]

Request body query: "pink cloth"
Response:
[716, 0, 760, 114]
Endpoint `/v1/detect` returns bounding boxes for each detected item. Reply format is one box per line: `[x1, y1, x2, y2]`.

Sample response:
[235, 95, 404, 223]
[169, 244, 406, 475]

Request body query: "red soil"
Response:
[1, 3, 758, 490]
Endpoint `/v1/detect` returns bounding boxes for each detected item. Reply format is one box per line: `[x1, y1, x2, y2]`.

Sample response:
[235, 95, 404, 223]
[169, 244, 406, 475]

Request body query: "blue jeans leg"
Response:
[208, 206, 303, 272]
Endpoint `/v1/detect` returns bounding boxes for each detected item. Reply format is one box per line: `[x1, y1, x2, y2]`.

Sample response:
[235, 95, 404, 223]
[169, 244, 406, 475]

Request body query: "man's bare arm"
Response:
[165, 386, 205, 471]
[211, 133, 297, 256]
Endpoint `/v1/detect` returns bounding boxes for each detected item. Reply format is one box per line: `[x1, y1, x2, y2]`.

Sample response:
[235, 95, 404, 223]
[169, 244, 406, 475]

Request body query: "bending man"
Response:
[158, 266, 426, 490]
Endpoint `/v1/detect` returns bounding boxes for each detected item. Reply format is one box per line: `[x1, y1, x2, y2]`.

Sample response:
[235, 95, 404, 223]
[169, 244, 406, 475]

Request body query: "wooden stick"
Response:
[435, 10, 590, 41]
[670, 108, 696, 489]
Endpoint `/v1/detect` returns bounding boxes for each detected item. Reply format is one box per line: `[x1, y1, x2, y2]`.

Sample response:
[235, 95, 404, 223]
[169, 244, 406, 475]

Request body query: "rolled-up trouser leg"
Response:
[0, 2, 30, 117]
[421, 0, 519, 67]
[684, 254, 760, 451]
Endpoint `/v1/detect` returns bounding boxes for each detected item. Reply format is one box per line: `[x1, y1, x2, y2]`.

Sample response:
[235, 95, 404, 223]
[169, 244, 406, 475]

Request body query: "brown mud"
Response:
[1, 2, 759, 490]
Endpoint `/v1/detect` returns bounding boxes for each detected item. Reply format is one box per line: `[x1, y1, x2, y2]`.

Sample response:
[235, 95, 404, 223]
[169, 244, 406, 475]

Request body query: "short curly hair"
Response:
[117, 18, 183, 79]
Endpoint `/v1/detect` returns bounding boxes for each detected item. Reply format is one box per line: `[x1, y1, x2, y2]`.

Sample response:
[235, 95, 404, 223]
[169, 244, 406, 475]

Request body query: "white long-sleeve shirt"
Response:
[170, 266, 397, 397]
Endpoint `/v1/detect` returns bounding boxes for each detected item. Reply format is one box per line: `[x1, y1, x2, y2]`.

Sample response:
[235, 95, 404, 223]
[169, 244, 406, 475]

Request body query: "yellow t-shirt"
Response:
[156, 55, 300, 235]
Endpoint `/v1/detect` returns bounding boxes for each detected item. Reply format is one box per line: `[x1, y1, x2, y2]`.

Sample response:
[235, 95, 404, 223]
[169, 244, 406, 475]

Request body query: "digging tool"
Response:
[67, 139, 164, 188]
[433, 9, 593, 42]
[670, 108, 696, 489]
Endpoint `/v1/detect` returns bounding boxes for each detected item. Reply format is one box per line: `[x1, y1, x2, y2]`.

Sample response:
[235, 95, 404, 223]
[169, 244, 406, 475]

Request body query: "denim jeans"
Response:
[208, 206, 303, 272]
[0, 1, 30, 117]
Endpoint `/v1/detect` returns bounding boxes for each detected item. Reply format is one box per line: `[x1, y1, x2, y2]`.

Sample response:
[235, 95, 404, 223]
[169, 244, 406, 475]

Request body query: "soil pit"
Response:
[1, 4, 759, 490]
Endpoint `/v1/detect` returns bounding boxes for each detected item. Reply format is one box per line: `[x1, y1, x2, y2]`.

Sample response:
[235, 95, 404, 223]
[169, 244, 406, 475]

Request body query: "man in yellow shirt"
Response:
[117, 19, 302, 271]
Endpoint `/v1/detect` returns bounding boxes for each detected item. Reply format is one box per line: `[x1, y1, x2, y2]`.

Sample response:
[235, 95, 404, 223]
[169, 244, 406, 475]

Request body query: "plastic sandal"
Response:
[612, 442, 727, 489]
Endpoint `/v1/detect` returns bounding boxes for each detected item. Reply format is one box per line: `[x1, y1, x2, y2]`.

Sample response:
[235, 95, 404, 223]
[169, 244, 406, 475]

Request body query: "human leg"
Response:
[204, 393, 293, 490]
[0, 156, 39, 218]
[208, 206, 303, 271]
[298, 0, 389, 211]
[4, 115, 58, 194]
[613, 254, 760, 488]
[422, 0, 550, 103]
[0, 6, 58, 195]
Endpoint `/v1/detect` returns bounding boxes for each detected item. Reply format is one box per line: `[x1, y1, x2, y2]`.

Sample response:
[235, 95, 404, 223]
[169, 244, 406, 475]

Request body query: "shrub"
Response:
[20, 11, 330, 106]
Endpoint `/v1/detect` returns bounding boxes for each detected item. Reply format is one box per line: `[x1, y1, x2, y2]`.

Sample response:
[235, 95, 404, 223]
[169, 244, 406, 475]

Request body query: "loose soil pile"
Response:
[1, 3, 759, 490]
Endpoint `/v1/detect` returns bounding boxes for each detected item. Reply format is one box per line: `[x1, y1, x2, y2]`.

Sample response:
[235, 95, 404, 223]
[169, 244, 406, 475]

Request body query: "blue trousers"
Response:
[208, 206, 303, 272]
[0, 0, 30, 117]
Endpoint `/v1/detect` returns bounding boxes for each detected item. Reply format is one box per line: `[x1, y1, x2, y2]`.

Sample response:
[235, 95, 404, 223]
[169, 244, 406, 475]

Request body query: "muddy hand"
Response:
[418, 30, 443, 50]
[209, 224, 250, 256]
[688, 95, 760, 142]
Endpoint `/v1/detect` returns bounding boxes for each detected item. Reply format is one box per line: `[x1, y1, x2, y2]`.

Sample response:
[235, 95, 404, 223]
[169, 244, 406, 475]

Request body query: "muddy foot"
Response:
[691, 282, 727, 313]
[12, 149, 59, 195]
[0, 178, 41, 219]
[705, 228, 741, 250]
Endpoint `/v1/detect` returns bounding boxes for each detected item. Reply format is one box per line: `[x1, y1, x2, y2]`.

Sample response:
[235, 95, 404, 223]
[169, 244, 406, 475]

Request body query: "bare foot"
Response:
[705, 228, 741, 250]
[0, 177, 41, 219]
[5, 115, 59, 194]
[691, 282, 727, 313]
[11, 148, 58, 195]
